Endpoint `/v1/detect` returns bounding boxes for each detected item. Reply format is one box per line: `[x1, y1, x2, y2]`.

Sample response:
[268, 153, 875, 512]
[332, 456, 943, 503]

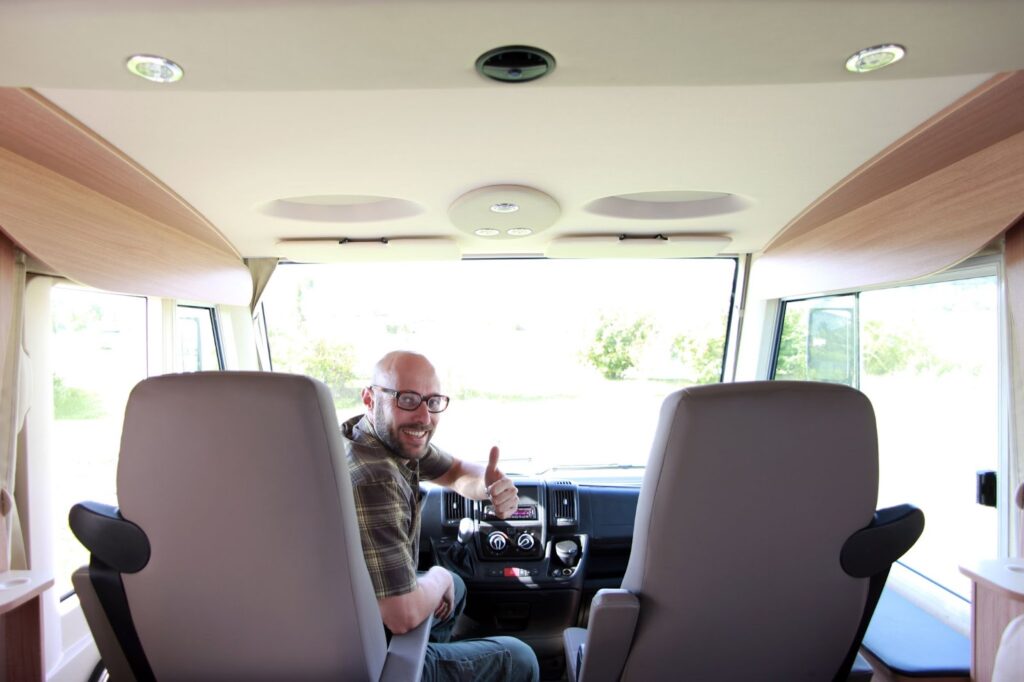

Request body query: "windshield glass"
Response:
[261, 258, 736, 476]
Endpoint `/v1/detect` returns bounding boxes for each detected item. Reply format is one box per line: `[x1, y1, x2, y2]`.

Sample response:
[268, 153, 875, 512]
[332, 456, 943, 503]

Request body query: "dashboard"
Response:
[418, 478, 640, 674]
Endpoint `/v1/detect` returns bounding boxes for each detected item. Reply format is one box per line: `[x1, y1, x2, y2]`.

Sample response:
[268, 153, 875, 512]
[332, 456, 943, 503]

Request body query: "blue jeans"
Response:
[422, 572, 540, 682]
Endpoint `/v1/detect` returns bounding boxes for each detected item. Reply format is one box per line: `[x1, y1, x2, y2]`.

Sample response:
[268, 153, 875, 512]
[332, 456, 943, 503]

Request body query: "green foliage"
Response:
[52, 302, 103, 334]
[862, 320, 954, 377]
[302, 340, 358, 404]
[777, 309, 955, 381]
[585, 316, 652, 380]
[774, 309, 808, 380]
[862, 320, 911, 376]
[670, 332, 726, 385]
[53, 376, 106, 420]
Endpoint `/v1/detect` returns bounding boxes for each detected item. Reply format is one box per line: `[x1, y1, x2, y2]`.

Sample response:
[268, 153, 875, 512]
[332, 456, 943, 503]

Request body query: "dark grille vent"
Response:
[553, 488, 577, 524]
[443, 491, 469, 523]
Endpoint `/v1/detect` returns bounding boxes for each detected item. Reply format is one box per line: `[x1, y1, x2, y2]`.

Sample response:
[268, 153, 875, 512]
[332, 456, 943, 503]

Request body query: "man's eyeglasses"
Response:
[372, 386, 450, 413]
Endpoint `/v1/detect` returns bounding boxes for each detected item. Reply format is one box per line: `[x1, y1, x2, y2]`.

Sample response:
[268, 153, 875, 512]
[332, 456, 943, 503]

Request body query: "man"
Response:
[342, 350, 540, 682]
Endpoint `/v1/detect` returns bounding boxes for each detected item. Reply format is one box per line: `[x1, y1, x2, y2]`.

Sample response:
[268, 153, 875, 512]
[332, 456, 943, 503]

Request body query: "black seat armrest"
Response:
[69, 501, 151, 573]
[840, 504, 924, 578]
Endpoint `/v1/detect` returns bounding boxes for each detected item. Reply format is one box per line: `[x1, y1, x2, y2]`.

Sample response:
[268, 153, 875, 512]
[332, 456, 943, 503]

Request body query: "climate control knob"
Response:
[487, 531, 510, 553]
[516, 533, 536, 551]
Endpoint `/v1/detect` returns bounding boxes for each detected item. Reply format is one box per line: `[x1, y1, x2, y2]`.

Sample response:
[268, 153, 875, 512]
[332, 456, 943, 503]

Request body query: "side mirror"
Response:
[807, 307, 859, 387]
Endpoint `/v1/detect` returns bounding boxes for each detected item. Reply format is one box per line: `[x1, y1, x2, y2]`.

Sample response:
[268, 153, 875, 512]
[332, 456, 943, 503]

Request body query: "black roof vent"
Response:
[476, 46, 555, 83]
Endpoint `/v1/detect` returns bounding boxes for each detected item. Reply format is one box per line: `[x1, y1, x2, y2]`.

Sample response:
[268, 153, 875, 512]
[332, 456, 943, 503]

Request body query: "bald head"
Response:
[371, 351, 439, 392]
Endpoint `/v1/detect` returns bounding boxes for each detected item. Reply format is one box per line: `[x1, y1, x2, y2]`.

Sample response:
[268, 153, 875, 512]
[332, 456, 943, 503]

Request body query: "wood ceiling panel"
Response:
[0, 148, 250, 305]
[0, 88, 249, 304]
[756, 71, 1024, 299]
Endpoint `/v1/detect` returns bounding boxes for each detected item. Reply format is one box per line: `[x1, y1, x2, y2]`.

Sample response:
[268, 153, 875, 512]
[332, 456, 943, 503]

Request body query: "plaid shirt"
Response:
[342, 414, 453, 599]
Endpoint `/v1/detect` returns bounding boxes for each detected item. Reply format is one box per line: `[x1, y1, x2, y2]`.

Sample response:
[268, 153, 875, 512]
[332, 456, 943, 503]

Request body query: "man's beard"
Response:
[374, 403, 432, 460]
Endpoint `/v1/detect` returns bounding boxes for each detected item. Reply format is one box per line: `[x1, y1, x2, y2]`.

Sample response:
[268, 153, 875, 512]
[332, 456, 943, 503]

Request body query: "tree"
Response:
[861, 320, 911, 376]
[585, 316, 652, 380]
[53, 375, 106, 419]
[774, 309, 808, 380]
[671, 332, 725, 385]
[303, 340, 357, 402]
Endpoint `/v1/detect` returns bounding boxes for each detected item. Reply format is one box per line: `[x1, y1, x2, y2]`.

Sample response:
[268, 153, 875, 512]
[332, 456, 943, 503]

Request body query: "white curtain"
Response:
[245, 258, 278, 371]
[246, 257, 278, 314]
[1, 241, 28, 570]
[1005, 220, 1024, 556]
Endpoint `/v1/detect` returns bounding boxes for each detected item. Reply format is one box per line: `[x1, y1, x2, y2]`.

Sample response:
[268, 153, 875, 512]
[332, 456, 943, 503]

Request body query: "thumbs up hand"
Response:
[484, 446, 519, 519]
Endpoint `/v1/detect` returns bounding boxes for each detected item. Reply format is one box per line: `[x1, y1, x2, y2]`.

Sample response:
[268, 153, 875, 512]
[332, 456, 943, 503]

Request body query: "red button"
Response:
[503, 567, 517, 577]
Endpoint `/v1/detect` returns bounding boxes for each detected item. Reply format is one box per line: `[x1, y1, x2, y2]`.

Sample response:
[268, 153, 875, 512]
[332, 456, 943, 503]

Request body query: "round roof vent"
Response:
[476, 46, 555, 83]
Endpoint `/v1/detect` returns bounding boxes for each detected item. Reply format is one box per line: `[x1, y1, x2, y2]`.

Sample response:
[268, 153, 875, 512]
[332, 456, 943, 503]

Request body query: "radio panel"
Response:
[482, 504, 538, 521]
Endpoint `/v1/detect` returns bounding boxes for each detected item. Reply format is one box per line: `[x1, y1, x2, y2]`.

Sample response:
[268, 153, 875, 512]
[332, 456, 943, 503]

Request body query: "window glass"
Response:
[51, 286, 147, 597]
[775, 295, 858, 386]
[261, 259, 736, 477]
[177, 305, 221, 371]
[774, 276, 998, 597]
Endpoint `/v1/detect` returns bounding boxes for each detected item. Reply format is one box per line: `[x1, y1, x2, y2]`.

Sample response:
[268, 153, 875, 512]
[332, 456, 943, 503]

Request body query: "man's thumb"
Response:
[485, 446, 500, 484]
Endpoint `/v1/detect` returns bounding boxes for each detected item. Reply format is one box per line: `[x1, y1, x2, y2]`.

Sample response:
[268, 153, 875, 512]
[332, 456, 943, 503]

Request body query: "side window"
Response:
[177, 305, 223, 371]
[51, 286, 148, 597]
[774, 295, 859, 386]
[773, 275, 999, 598]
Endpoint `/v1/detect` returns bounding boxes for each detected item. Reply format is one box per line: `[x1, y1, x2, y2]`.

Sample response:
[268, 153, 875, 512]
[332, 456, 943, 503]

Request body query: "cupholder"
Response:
[0, 577, 31, 590]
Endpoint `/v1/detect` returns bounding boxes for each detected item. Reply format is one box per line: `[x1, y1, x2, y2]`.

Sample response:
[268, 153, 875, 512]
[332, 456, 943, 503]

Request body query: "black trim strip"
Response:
[89, 559, 156, 682]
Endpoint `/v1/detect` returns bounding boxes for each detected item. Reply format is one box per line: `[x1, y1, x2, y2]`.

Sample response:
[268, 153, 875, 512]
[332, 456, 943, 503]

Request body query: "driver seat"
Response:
[70, 371, 430, 681]
[564, 381, 923, 681]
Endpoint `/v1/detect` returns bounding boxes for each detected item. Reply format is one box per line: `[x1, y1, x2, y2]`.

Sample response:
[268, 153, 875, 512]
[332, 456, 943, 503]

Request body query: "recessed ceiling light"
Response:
[506, 228, 533, 237]
[126, 54, 184, 83]
[476, 46, 556, 83]
[490, 202, 520, 213]
[474, 228, 501, 237]
[845, 44, 906, 73]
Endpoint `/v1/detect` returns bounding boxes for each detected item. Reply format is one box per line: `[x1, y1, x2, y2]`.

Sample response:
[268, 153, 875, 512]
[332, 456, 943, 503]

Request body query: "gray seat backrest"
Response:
[114, 372, 385, 680]
[619, 381, 879, 680]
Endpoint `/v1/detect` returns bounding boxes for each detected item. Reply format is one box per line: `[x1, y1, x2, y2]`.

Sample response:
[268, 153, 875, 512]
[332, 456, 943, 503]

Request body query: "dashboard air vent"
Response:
[552, 488, 577, 525]
[443, 491, 470, 523]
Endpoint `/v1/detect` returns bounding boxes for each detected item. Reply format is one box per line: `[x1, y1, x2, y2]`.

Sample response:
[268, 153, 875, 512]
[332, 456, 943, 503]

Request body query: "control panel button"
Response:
[516, 533, 536, 551]
[487, 531, 510, 553]
[499, 566, 537, 578]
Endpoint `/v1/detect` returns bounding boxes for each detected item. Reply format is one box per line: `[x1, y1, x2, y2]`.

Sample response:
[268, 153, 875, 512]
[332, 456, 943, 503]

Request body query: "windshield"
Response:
[261, 258, 736, 476]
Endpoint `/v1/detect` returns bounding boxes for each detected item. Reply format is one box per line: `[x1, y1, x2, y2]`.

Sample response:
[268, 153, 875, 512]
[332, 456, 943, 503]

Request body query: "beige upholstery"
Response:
[567, 381, 889, 681]
[74, 372, 428, 681]
[993, 614, 1024, 682]
[73, 566, 134, 681]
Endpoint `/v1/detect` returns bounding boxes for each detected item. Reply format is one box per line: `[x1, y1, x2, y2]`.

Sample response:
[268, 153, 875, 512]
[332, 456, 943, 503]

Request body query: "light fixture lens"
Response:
[506, 227, 533, 237]
[474, 228, 501, 237]
[845, 44, 906, 73]
[126, 54, 184, 83]
[490, 202, 520, 213]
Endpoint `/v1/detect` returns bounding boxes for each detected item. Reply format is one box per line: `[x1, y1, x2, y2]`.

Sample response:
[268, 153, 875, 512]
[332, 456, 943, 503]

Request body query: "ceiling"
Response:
[2, 0, 1023, 260]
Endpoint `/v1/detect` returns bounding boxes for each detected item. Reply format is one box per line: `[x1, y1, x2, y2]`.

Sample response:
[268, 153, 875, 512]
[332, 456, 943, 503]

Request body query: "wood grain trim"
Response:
[0, 88, 238, 258]
[0, 571, 53, 682]
[0, 148, 251, 305]
[753, 128, 1024, 299]
[971, 583, 1024, 682]
[767, 71, 1024, 253]
[2, 593, 43, 681]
